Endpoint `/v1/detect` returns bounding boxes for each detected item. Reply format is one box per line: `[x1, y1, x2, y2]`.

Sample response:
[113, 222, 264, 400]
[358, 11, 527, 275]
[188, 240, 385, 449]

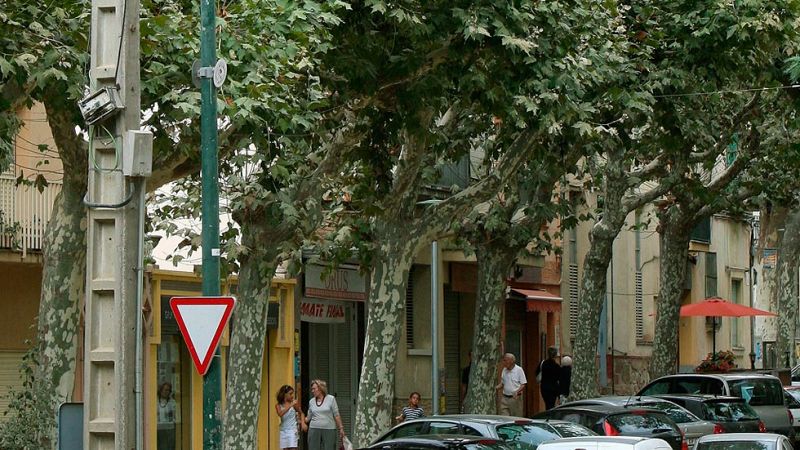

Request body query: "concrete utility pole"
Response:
[84, 0, 147, 447]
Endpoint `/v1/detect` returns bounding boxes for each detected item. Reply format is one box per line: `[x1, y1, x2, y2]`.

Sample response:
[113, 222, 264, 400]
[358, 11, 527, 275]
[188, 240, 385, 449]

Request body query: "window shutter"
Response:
[705, 253, 718, 298]
[635, 271, 644, 341]
[405, 266, 416, 348]
[569, 264, 579, 337]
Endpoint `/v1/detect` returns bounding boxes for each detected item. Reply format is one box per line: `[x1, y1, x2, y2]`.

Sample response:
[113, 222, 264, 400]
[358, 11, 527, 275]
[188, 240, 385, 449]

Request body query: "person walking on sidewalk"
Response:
[306, 379, 346, 450]
[496, 353, 527, 417]
[536, 347, 561, 410]
[276, 385, 305, 450]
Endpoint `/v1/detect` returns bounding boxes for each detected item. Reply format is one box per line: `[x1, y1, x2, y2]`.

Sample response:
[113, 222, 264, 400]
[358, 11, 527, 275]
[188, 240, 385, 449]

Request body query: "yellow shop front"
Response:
[144, 269, 296, 449]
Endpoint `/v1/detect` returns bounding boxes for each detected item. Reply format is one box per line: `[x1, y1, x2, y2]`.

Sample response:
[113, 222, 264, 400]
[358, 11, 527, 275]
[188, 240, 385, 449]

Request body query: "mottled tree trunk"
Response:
[223, 221, 279, 449]
[353, 239, 416, 447]
[35, 169, 87, 446]
[464, 244, 516, 414]
[32, 97, 90, 448]
[571, 223, 616, 399]
[649, 217, 692, 379]
[773, 207, 800, 368]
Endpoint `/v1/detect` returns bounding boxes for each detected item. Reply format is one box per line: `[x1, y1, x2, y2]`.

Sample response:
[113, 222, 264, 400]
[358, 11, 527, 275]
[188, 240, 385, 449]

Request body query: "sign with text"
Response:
[300, 299, 346, 324]
[304, 264, 366, 301]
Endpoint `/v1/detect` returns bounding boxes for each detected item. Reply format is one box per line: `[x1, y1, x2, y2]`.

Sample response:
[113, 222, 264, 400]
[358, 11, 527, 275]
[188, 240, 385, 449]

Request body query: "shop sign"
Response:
[300, 299, 346, 324]
[304, 264, 366, 301]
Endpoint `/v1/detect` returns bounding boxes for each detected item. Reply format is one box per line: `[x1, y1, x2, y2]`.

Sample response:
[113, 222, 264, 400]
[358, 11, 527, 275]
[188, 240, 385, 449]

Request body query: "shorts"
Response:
[280, 429, 299, 448]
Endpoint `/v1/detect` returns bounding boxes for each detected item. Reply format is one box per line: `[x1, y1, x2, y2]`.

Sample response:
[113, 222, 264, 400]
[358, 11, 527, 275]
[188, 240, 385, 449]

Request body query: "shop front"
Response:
[299, 263, 366, 438]
[144, 269, 296, 449]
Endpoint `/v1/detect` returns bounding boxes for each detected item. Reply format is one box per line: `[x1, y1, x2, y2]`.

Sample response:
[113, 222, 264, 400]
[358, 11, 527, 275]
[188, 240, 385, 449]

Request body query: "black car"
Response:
[363, 435, 513, 450]
[533, 404, 685, 450]
[654, 394, 766, 434]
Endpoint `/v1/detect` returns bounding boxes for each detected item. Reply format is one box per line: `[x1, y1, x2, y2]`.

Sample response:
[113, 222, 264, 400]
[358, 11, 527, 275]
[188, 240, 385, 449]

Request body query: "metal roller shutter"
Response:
[0, 351, 25, 421]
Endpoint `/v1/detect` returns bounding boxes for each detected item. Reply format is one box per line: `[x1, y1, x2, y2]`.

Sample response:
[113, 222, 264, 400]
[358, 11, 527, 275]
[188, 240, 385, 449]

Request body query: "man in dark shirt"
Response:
[535, 347, 561, 410]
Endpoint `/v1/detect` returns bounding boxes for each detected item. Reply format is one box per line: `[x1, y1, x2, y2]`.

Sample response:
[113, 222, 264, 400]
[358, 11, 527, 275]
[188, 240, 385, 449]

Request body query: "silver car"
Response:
[563, 396, 716, 448]
[638, 373, 794, 443]
[694, 433, 793, 450]
[372, 415, 596, 449]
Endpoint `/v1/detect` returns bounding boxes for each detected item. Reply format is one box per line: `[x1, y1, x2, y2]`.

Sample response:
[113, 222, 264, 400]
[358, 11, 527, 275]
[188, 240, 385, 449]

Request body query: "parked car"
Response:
[363, 435, 514, 450]
[783, 389, 800, 438]
[533, 404, 685, 450]
[637, 373, 793, 441]
[654, 394, 766, 434]
[371, 415, 596, 449]
[694, 432, 793, 450]
[536, 436, 673, 450]
[562, 395, 715, 447]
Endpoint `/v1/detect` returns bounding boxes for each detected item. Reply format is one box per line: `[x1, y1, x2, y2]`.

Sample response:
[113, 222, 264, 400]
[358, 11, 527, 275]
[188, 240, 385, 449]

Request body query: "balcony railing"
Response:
[0, 174, 62, 257]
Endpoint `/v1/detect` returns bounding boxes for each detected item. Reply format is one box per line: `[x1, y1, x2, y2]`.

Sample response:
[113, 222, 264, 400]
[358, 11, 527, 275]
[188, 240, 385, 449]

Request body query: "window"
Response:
[427, 422, 461, 435]
[705, 253, 718, 298]
[383, 422, 428, 440]
[729, 379, 784, 406]
[731, 279, 742, 347]
[495, 423, 556, 449]
[691, 216, 712, 243]
[460, 426, 483, 437]
[637, 401, 699, 424]
[702, 401, 758, 422]
[640, 380, 672, 396]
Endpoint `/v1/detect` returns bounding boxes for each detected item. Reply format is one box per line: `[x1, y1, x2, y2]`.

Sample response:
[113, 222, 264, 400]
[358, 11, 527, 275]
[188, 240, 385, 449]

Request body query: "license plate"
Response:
[687, 438, 697, 448]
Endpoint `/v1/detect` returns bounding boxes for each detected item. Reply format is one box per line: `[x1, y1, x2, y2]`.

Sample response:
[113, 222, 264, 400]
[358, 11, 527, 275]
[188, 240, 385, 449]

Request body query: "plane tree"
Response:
[0, 0, 347, 446]
[570, 0, 800, 398]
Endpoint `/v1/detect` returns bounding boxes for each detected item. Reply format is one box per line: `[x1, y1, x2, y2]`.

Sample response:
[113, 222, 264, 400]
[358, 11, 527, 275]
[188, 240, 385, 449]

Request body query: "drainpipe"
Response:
[431, 240, 439, 415]
[135, 179, 145, 450]
[749, 217, 756, 370]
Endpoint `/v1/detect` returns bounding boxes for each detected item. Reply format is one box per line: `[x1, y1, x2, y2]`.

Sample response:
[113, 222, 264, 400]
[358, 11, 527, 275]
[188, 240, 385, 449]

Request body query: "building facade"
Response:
[558, 190, 755, 394]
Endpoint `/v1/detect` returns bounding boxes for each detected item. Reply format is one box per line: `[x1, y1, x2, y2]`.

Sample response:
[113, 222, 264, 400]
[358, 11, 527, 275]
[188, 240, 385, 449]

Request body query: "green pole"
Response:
[200, 0, 222, 446]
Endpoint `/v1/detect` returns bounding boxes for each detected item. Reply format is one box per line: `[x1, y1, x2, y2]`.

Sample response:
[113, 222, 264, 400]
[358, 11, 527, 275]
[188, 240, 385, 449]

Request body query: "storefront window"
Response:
[158, 296, 186, 449]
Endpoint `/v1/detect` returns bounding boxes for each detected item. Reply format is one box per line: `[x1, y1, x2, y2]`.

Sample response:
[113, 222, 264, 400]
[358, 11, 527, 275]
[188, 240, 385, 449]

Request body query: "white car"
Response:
[693, 433, 793, 450]
[537, 436, 673, 450]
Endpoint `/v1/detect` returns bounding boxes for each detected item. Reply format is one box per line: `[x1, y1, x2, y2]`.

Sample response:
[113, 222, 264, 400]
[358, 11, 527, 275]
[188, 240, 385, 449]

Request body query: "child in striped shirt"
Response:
[396, 392, 425, 423]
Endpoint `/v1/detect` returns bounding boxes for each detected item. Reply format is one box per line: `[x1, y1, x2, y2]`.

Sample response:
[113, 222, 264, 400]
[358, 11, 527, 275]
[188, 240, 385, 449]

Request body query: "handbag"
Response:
[340, 436, 353, 450]
[535, 360, 543, 383]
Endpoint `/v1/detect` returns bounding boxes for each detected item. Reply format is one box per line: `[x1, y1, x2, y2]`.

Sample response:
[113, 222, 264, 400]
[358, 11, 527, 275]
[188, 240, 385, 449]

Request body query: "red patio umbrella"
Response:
[680, 297, 776, 355]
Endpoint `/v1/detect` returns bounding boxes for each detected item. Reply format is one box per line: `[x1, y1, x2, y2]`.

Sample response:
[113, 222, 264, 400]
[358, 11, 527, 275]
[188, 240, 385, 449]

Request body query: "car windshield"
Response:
[494, 424, 556, 450]
[695, 441, 776, 450]
[635, 402, 698, 424]
[728, 379, 784, 406]
[607, 412, 677, 434]
[785, 391, 800, 408]
[702, 401, 759, 421]
[548, 422, 595, 438]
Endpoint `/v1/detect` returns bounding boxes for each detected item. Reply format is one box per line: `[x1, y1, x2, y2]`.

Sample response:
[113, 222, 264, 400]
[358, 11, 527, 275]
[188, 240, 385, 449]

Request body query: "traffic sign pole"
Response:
[199, 0, 221, 445]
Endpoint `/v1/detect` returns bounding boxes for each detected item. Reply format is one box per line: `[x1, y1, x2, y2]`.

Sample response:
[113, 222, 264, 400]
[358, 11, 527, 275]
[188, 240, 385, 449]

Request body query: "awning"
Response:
[509, 288, 563, 314]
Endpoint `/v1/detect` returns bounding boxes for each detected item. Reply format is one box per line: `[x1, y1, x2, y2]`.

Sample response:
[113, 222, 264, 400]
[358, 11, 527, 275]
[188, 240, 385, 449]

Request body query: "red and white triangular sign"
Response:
[169, 296, 236, 376]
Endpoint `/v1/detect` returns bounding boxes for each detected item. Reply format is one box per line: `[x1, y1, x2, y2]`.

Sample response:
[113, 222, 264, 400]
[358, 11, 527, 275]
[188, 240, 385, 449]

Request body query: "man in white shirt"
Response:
[496, 353, 527, 417]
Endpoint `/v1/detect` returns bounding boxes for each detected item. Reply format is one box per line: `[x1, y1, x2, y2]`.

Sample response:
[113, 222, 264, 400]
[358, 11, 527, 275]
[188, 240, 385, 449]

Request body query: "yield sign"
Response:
[169, 296, 236, 376]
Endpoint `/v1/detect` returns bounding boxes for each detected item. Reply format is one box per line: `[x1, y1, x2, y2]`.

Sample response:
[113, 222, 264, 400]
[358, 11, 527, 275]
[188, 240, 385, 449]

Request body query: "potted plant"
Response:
[695, 350, 737, 373]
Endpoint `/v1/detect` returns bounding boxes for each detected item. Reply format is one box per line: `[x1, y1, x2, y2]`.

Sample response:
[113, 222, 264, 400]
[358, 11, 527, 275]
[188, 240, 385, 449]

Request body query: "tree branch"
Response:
[689, 93, 761, 163]
[422, 128, 537, 225]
